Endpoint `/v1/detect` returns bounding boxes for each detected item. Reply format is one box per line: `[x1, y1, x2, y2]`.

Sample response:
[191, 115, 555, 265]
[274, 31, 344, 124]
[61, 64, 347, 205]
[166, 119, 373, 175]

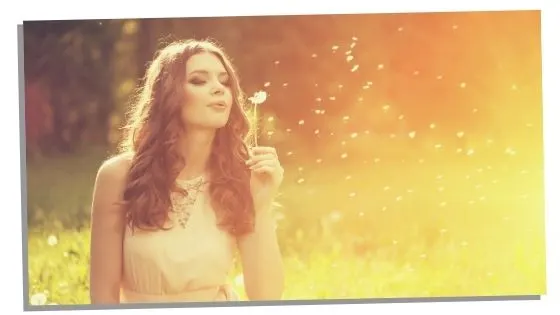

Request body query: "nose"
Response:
[211, 81, 225, 95]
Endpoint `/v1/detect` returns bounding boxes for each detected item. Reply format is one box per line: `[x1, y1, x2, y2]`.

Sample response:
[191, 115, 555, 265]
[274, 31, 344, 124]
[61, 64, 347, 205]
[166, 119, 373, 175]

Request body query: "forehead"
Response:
[185, 52, 228, 74]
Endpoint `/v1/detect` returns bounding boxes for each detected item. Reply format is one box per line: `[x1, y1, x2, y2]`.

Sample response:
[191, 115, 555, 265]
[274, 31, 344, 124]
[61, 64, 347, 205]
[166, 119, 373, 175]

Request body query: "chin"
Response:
[204, 119, 229, 130]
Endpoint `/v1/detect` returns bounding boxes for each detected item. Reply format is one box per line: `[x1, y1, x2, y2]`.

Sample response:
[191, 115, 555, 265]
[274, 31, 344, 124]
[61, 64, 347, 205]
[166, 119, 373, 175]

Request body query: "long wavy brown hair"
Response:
[115, 39, 256, 237]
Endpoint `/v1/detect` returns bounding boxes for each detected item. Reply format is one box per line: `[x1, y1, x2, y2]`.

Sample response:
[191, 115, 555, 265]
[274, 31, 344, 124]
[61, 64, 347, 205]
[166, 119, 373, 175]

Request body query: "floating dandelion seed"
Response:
[466, 149, 475, 156]
[341, 153, 348, 159]
[413, 70, 420, 75]
[456, 148, 463, 153]
[316, 158, 322, 163]
[286, 128, 292, 133]
[430, 123, 436, 129]
[526, 123, 533, 128]
[408, 131, 416, 139]
[248, 90, 268, 146]
[345, 175, 352, 180]
[350, 42, 356, 49]
[398, 26, 404, 31]
[338, 84, 344, 89]
[459, 82, 467, 88]
[341, 141, 347, 146]
[298, 167, 304, 172]
[316, 97, 322, 102]
[377, 64, 384, 70]
[364, 130, 370, 135]
[390, 134, 396, 139]
[456, 131, 465, 138]
[274, 60, 280, 65]
[298, 120, 305, 125]
[351, 132, 358, 139]
[383, 186, 390, 191]
[374, 158, 380, 163]
[267, 116, 274, 122]
[349, 192, 356, 198]
[396, 196, 403, 202]
[314, 129, 320, 135]
[452, 25, 458, 30]
[264, 82, 271, 87]
[343, 116, 350, 121]
[511, 84, 518, 90]
[434, 144, 443, 149]
[286, 152, 293, 157]
[267, 131, 274, 137]
[352, 36, 358, 41]
[398, 114, 405, 120]
[332, 45, 339, 50]
[382, 104, 390, 112]
[314, 109, 322, 115]
[297, 178, 305, 184]
[346, 55, 354, 62]
[282, 83, 288, 87]
[436, 75, 443, 80]
[329, 96, 336, 101]
[311, 53, 317, 58]
[345, 50, 352, 55]
[382, 206, 387, 211]
[505, 147, 517, 155]
[351, 65, 360, 72]
[472, 108, 479, 113]
[362, 85, 370, 89]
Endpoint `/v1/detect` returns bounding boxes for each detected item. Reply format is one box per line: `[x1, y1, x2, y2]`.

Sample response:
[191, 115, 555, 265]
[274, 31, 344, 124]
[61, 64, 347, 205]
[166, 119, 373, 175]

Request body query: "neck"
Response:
[177, 128, 216, 180]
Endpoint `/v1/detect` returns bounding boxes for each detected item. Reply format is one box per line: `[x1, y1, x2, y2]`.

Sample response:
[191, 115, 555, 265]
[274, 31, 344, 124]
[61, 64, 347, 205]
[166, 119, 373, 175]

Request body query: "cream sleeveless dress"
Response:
[120, 174, 240, 303]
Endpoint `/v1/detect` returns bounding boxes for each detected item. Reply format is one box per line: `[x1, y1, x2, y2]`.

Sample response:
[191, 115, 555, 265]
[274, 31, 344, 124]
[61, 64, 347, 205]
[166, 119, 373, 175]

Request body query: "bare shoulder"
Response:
[96, 152, 134, 183]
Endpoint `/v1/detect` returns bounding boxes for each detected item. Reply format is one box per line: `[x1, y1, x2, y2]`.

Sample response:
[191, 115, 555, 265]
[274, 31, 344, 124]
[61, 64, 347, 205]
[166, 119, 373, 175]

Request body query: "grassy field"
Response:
[25, 145, 546, 305]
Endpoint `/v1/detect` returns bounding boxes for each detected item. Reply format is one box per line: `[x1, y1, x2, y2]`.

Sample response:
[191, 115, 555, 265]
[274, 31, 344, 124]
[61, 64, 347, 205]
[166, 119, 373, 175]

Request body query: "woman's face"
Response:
[181, 52, 234, 130]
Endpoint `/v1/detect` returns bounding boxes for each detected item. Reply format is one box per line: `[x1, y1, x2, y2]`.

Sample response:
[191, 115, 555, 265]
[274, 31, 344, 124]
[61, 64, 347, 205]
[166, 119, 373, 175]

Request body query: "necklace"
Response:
[171, 176, 207, 228]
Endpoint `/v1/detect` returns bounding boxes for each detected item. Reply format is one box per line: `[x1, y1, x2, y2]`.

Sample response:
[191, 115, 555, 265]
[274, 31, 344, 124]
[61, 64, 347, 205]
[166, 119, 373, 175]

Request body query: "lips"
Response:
[208, 101, 227, 109]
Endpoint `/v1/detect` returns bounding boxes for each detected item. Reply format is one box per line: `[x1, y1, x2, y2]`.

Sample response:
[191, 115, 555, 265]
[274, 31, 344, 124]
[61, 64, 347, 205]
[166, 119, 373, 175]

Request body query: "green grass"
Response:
[25, 146, 547, 305]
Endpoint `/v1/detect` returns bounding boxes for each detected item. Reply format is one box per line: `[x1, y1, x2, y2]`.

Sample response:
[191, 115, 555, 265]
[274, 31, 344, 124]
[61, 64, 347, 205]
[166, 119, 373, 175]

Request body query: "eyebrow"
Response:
[187, 70, 229, 77]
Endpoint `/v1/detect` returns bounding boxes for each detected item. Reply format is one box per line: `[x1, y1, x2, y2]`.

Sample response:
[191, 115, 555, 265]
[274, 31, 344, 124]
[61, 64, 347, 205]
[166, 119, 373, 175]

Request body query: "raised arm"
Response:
[237, 146, 285, 301]
[89, 155, 130, 304]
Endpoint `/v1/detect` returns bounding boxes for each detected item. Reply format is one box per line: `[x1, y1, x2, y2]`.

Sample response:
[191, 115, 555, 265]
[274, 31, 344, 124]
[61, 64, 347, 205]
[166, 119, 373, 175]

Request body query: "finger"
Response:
[251, 165, 276, 175]
[246, 153, 277, 166]
[249, 159, 277, 170]
[250, 146, 278, 157]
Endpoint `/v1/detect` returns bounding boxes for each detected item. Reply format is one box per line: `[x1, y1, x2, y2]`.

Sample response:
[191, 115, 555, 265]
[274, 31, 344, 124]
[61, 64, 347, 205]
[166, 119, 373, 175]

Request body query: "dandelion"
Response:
[47, 235, 58, 247]
[29, 293, 47, 305]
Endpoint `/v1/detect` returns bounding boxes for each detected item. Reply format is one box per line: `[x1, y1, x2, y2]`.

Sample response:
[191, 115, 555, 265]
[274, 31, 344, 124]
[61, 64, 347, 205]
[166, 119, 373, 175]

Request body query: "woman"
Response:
[89, 39, 285, 304]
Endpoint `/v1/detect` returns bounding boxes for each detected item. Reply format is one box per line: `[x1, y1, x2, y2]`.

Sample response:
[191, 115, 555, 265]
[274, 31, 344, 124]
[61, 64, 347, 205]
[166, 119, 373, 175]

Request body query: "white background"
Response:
[2, 0, 558, 314]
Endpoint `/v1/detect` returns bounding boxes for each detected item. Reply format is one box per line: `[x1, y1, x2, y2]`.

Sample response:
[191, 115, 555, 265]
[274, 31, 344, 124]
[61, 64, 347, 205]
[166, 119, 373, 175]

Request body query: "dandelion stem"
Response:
[253, 104, 258, 147]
